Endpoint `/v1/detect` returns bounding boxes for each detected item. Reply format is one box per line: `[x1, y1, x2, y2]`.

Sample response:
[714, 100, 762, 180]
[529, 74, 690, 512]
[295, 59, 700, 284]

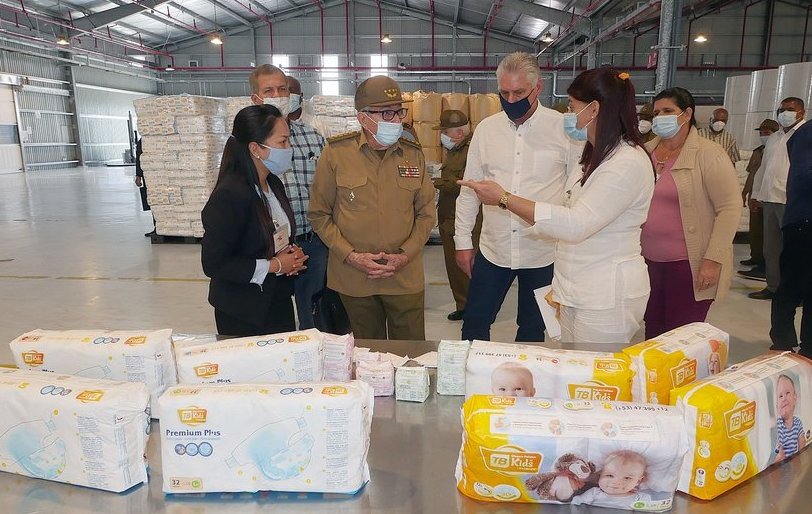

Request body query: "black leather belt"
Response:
[294, 231, 315, 243]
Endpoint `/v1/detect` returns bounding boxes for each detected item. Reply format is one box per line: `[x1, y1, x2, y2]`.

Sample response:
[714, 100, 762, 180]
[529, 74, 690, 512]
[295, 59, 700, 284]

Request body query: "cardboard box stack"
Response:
[134, 94, 229, 238]
[308, 95, 361, 139]
[469, 93, 502, 132]
[411, 91, 443, 164]
[226, 96, 254, 125]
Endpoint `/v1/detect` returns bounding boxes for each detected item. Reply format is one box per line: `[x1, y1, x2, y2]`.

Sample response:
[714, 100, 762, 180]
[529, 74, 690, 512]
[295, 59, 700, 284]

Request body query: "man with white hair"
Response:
[454, 52, 578, 342]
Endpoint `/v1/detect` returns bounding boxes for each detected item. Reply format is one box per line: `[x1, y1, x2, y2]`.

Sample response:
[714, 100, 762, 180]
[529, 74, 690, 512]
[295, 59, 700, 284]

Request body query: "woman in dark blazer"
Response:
[202, 105, 308, 336]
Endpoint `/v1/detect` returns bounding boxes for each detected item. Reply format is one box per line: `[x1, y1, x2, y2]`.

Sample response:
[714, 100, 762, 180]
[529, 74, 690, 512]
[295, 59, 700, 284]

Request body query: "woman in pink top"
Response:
[642, 87, 741, 338]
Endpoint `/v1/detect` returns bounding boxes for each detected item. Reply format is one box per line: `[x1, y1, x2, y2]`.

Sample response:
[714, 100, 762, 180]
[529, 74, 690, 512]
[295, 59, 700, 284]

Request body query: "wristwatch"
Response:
[498, 191, 512, 210]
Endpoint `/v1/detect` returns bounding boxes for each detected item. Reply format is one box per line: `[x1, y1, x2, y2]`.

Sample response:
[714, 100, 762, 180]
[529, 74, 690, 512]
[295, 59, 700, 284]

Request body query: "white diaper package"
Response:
[671, 352, 812, 500]
[457, 395, 689, 511]
[158, 381, 373, 494]
[0, 368, 150, 492]
[10, 329, 176, 418]
[395, 361, 430, 402]
[172, 333, 218, 352]
[465, 341, 635, 401]
[356, 359, 395, 397]
[437, 340, 470, 396]
[174, 329, 324, 385]
[323, 333, 354, 382]
[624, 323, 729, 404]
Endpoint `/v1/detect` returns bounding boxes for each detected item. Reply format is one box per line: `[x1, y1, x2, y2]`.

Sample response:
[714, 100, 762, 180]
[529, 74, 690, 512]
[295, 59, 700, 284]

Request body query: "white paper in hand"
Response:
[534, 285, 561, 340]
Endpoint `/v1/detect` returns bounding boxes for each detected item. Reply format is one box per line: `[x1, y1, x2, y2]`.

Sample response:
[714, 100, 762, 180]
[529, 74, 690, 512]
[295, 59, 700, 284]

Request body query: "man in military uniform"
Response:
[433, 110, 481, 321]
[638, 103, 656, 143]
[307, 76, 436, 340]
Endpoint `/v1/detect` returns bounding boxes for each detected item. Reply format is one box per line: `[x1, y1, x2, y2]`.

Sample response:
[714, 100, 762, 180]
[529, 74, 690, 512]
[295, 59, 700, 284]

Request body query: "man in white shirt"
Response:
[454, 52, 575, 342]
[748, 97, 806, 300]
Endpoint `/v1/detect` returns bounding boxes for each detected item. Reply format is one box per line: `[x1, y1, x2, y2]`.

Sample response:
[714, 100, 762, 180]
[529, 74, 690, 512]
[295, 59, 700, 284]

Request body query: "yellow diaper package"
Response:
[465, 341, 635, 401]
[624, 323, 729, 404]
[456, 395, 688, 511]
[670, 352, 812, 500]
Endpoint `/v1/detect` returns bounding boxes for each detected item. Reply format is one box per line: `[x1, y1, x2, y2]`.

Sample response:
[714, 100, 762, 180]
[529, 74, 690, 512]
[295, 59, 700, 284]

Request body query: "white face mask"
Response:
[289, 94, 301, 113]
[759, 135, 770, 146]
[778, 110, 799, 128]
[638, 120, 652, 134]
[440, 133, 456, 150]
[711, 120, 726, 132]
[263, 96, 291, 118]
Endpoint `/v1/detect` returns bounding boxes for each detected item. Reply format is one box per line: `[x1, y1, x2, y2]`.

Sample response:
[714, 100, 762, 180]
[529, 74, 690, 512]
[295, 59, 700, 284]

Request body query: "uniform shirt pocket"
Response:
[395, 174, 422, 212]
[336, 170, 369, 211]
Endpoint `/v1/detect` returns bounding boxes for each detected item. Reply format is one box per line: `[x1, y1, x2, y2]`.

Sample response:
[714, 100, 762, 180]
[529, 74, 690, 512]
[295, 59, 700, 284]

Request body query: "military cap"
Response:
[355, 75, 412, 111]
[433, 110, 469, 130]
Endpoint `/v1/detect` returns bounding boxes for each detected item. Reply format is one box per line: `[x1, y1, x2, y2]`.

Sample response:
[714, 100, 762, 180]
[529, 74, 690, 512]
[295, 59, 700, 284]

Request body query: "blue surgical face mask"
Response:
[652, 113, 685, 139]
[259, 143, 293, 176]
[778, 110, 798, 128]
[562, 101, 594, 141]
[440, 133, 456, 150]
[367, 115, 403, 147]
[289, 94, 301, 113]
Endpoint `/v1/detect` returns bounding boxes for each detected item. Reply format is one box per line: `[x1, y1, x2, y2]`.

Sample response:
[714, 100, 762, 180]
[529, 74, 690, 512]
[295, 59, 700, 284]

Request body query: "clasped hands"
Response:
[275, 245, 308, 276]
[346, 251, 409, 279]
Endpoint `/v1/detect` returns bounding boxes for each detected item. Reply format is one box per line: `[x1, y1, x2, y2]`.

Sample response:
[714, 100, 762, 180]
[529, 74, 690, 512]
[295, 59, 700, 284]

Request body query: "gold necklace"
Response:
[653, 144, 682, 173]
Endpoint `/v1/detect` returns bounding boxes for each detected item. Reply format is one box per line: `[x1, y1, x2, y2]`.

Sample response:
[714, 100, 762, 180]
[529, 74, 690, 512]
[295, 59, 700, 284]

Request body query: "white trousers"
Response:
[558, 295, 649, 344]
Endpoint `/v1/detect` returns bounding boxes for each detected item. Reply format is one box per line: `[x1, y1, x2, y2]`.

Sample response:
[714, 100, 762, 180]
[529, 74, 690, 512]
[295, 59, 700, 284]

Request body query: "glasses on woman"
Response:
[364, 108, 408, 121]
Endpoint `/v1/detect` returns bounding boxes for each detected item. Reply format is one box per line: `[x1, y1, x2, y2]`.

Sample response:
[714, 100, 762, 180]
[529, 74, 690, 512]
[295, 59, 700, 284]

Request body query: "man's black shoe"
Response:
[447, 310, 464, 321]
[748, 288, 774, 300]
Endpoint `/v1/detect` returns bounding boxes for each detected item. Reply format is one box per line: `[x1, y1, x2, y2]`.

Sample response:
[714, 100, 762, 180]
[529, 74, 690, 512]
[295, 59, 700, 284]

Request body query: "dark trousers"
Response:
[748, 207, 764, 264]
[439, 215, 481, 311]
[770, 220, 812, 355]
[293, 233, 328, 330]
[461, 252, 552, 342]
[644, 259, 713, 339]
[214, 297, 295, 337]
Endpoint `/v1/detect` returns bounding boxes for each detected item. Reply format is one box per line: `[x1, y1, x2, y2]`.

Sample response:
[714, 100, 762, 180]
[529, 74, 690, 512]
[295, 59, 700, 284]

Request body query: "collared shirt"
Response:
[282, 120, 325, 236]
[308, 130, 436, 297]
[454, 103, 580, 269]
[532, 142, 654, 309]
[698, 127, 741, 163]
[753, 119, 806, 204]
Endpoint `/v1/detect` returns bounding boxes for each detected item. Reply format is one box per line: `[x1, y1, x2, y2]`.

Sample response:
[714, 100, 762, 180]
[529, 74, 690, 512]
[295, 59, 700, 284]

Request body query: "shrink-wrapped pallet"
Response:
[442, 92, 470, 116]
[411, 91, 442, 122]
[469, 93, 502, 125]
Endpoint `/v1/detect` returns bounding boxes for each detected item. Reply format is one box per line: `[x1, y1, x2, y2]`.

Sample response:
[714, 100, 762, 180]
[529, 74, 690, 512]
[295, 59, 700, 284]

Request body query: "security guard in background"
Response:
[433, 110, 481, 321]
[307, 76, 437, 340]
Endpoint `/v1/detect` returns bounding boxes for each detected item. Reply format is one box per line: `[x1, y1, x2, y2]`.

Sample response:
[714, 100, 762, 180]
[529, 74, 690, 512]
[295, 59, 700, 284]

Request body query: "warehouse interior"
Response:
[0, 0, 810, 512]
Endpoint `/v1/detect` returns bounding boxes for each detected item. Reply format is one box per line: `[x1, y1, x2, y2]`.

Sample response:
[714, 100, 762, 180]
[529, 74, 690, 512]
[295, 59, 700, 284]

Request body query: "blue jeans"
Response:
[461, 252, 553, 342]
[294, 233, 328, 329]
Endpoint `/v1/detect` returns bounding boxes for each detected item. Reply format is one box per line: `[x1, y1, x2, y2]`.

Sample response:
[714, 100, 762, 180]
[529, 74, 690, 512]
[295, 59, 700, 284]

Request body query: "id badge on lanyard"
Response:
[272, 221, 290, 252]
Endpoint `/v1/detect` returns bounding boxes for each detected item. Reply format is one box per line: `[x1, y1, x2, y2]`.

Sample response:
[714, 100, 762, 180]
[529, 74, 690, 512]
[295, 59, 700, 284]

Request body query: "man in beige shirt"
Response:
[308, 76, 436, 340]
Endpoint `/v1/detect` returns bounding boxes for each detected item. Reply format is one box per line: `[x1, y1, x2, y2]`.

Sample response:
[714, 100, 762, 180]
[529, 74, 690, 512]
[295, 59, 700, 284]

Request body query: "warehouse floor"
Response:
[0, 166, 785, 363]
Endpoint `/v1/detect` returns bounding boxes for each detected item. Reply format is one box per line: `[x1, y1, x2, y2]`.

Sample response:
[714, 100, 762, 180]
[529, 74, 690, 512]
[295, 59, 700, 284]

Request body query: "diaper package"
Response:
[174, 329, 323, 385]
[158, 381, 373, 494]
[10, 329, 176, 418]
[670, 352, 812, 500]
[624, 323, 729, 404]
[395, 361, 430, 403]
[456, 395, 689, 511]
[356, 359, 395, 397]
[0, 368, 150, 492]
[172, 333, 219, 353]
[437, 340, 470, 396]
[323, 333, 354, 382]
[465, 341, 635, 402]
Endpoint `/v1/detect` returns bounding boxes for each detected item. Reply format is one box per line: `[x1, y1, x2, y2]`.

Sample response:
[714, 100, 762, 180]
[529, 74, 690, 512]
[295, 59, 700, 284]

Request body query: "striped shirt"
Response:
[777, 416, 804, 457]
[698, 127, 741, 164]
[283, 120, 325, 236]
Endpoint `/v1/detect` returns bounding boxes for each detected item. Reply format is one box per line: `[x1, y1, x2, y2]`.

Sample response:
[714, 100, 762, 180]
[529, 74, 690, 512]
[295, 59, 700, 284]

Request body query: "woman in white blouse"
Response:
[460, 68, 655, 343]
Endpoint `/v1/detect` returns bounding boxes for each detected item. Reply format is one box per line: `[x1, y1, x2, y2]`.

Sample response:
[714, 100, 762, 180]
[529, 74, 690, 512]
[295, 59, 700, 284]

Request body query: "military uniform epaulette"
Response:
[327, 131, 360, 144]
[399, 137, 422, 150]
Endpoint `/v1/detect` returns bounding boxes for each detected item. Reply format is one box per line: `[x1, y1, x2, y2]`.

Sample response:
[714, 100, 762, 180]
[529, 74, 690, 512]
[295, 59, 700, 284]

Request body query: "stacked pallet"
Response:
[134, 94, 228, 238]
[411, 91, 443, 163]
[468, 93, 502, 132]
[225, 96, 254, 126]
[306, 95, 361, 139]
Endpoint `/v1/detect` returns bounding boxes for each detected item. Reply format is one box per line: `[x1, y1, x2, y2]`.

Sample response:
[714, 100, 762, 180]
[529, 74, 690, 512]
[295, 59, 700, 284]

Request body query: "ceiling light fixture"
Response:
[56, 34, 70, 45]
[693, 34, 708, 43]
[541, 32, 555, 44]
[210, 33, 224, 45]
[164, 66, 175, 72]
[130, 62, 144, 68]
[381, 33, 392, 44]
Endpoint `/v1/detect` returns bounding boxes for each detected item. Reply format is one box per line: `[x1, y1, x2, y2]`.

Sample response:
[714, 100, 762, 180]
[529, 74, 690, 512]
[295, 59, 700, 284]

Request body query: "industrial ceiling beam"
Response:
[201, 0, 254, 26]
[503, 0, 586, 28]
[72, 0, 169, 30]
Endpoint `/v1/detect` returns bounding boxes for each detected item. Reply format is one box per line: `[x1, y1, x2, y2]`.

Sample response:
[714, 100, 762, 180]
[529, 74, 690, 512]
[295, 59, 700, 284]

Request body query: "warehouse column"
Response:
[586, 22, 599, 70]
[654, 0, 684, 92]
[66, 66, 86, 167]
